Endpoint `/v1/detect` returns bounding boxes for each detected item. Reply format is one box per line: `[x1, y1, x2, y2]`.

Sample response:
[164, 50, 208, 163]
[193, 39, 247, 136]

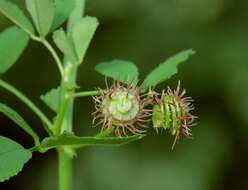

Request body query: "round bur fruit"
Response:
[152, 82, 197, 149]
[93, 81, 151, 136]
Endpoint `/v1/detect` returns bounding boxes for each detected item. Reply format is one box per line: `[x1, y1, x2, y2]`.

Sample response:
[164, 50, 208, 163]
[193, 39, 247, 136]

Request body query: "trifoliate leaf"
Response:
[95, 59, 139, 84]
[71, 16, 98, 64]
[67, 0, 85, 34]
[53, 29, 78, 62]
[51, 0, 75, 31]
[26, 0, 55, 36]
[143, 49, 195, 89]
[0, 0, 34, 36]
[0, 136, 32, 182]
[0, 26, 29, 75]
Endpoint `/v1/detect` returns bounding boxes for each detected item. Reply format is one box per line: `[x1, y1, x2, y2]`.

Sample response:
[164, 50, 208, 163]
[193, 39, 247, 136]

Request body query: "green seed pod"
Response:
[93, 81, 151, 136]
[152, 104, 165, 130]
[152, 82, 196, 149]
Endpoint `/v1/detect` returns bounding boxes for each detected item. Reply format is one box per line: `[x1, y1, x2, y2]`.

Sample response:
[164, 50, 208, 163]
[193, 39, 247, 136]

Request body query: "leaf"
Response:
[67, 0, 85, 34]
[0, 103, 39, 145]
[51, 0, 75, 31]
[72, 129, 114, 149]
[53, 29, 78, 62]
[71, 16, 98, 64]
[40, 86, 61, 113]
[0, 136, 32, 182]
[95, 59, 139, 84]
[25, 0, 55, 36]
[143, 49, 195, 89]
[40, 133, 145, 150]
[0, 0, 34, 36]
[0, 26, 29, 75]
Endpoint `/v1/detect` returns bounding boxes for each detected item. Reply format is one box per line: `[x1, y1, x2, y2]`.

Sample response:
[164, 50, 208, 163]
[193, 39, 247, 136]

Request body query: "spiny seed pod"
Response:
[92, 81, 151, 136]
[152, 82, 196, 149]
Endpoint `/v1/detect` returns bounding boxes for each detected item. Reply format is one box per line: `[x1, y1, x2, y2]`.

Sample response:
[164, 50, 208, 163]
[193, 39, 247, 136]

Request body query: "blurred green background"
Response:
[0, 0, 248, 189]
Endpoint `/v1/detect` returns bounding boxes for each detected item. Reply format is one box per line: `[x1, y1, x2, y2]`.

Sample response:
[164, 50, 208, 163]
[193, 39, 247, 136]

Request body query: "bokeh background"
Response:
[0, 0, 248, 189]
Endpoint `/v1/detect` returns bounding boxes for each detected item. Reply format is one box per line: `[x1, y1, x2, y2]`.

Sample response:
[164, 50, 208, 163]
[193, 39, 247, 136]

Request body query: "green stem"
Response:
[0, 79, 53, 135]
[53, 96, 70, 135]
[32, 36, 64, 78]
[61, 0, 86, 133]
[57, 1, 86, 190]
[53, 64, 76, 135]
[32, 35, 67, 135]
[73, 90, 100, 98]
[58, 148, 72, 190]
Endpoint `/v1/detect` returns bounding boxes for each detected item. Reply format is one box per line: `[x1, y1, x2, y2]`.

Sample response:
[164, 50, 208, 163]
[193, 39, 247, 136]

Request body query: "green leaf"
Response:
[95, 59, 139, 84]
[51, 0, 75, 31]
[143, 49, 195, 89]
[67, 0, 85, 34]
[0, 26, 29, 75]
[0, 0, 34, 36]
[71, 16, 98, 64]
[0, 103, 39, 145]
[40, 133, 145, 150]
[25, 0, 55, 36]
[40, 86, 61, 113]
[53, 29, 78, 62]
[0, 136, 32, 182]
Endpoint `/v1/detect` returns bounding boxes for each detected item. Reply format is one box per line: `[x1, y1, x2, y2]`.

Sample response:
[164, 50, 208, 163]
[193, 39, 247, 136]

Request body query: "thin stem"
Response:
[57, 1, 86, 190]
[61, 0, 86, 133]
[32, 36, 64, 78]
[53, 64, 76, 135]
[73, 90, 100, 98]
[0, 79, 54, 136]
[53, 96, 70, 135]
[29, 145, 40, 153]
[58, 148, 72, 190]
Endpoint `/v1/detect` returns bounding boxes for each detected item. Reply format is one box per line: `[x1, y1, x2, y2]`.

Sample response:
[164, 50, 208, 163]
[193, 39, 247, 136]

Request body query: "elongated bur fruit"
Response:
[152, 82, 197, 149]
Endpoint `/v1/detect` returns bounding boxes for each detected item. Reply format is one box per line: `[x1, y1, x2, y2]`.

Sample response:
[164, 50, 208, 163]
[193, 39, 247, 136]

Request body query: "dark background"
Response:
[0, 0, 248, 189]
